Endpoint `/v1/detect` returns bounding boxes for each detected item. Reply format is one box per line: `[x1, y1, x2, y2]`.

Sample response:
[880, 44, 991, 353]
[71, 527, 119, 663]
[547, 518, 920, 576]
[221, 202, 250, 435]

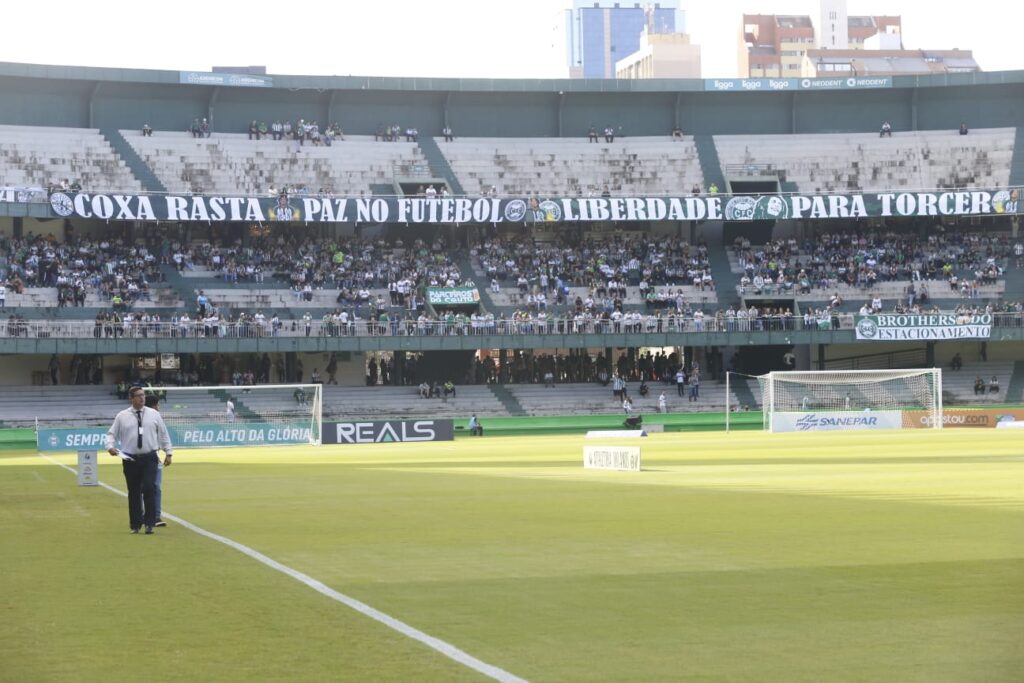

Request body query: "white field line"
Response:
[40, 453, 527, 683]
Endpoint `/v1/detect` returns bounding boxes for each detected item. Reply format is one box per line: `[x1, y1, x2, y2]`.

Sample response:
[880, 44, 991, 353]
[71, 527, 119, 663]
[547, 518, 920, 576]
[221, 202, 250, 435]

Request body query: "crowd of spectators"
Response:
[182, 234, 466, 304]
[245, 119, 344, 147]
[475, 233, 714, 312]
[734, 230, 1012, 299]
[0, 234, 164, 309]
[374, 124, 420, 142]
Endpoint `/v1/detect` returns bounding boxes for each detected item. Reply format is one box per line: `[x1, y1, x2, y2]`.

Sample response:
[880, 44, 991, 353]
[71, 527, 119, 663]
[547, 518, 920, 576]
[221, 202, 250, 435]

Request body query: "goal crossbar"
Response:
[728, 369, 943, 433]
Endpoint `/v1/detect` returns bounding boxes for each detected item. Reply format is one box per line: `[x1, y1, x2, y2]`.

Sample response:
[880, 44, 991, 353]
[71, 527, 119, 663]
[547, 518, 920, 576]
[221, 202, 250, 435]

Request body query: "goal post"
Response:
[743, 369, 942, 432]
[143, 383, 323, 447]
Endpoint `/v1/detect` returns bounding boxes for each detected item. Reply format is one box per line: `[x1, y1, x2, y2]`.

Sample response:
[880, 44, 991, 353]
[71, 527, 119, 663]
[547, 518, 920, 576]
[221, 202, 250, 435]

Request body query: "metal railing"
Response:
[1, 313, 1021, 340]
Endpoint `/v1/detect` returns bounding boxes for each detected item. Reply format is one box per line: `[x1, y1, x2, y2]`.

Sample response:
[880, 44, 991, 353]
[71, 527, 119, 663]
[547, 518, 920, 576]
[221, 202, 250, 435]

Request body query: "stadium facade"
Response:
[0, 61, 1022, 407]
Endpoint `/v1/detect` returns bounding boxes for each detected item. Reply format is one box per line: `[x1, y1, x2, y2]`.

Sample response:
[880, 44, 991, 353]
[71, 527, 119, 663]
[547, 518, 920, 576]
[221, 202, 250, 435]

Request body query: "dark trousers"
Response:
[123, 452, 159, 529]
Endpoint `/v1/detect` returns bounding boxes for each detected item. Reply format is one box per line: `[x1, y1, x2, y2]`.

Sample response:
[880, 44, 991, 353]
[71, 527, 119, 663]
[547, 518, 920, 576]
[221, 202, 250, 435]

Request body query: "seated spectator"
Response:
[959, 121, 968, 136]
[443, 380, 456, 399]
[142, 123, 153, 137]
[989, 376, 1000, 393]
[974, 376, 986, 395]
[951, 352, 962, 371]
[418, 381, 431, 398]
[468, 414, 483, 436]
[587, 126, 598, 143]
[880, 121, 892, 137]
[604, 126, 615, 143]
[442, 125, 454, 142]
[671, 126, 683, 140]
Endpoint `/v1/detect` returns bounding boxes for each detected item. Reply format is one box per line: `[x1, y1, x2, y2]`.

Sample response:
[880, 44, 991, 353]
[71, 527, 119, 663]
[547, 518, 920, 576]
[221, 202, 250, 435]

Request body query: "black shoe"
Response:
[145, 526, 154, 535]
[154, 520, 167, 528]
[131, 528, 140, 534]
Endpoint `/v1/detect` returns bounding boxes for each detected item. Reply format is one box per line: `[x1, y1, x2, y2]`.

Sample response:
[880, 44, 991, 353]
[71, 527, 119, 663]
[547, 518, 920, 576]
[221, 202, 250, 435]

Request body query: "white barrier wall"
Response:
[771, 411, 903, 432]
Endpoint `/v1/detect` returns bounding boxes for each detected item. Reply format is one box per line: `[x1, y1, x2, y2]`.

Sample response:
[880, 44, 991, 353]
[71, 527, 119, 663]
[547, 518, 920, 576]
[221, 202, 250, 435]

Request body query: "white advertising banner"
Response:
[77, 450, 99, 486]
[772, 411, 903, 432]
[854, 314, 992, 340]
[583, 446, 642, 471]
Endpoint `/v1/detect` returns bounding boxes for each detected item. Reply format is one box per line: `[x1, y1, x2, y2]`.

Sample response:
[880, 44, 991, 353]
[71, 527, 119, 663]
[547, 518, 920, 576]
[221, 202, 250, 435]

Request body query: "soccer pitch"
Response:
[2, 430, 1022, 682]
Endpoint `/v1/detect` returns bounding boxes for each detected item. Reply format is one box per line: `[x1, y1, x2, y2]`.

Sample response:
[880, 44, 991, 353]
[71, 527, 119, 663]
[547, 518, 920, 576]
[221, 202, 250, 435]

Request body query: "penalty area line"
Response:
[39, 452, 528, 683]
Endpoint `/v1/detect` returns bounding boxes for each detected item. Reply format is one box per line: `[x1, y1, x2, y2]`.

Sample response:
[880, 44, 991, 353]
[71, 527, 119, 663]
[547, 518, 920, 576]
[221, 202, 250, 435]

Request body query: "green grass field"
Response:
[2, 430, 1022, 682]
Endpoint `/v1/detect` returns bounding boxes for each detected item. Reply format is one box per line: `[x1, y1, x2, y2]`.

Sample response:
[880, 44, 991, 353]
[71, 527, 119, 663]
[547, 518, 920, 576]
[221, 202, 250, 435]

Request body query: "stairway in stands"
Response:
[1001, 258, 1024, 303]
[417, 136, 466, 195]
[707, 240, 741, 309]
[100, 127, 167, 193]
[208, 388, 261, 421]
[729, 375, 759, 409]
[453, 252, 501, 313]
[1006, 361, 1024, 404]
[489, 384, 527, 416]
[160, 265, 202, 311]
[1009, 126, 1024, 186]
[693, 134, 726, 192]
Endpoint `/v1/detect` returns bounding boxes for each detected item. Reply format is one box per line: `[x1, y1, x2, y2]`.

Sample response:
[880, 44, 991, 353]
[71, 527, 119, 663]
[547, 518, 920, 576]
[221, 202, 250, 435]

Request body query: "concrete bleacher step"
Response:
[489, 384, 527, 416]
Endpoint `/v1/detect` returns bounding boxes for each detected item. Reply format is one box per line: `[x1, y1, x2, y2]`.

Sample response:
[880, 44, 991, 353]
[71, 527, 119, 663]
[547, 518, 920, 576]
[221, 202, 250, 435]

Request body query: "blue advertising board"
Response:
[37, 422, 313, 451]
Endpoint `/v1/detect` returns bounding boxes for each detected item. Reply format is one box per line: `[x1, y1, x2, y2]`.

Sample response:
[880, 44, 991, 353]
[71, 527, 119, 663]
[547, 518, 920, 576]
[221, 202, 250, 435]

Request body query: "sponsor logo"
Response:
[919, 414, 990, 427]
[503, 199, 527, 222]
[856, 318, 879, 338]
[795, 414, 880, 431]
[993, 189, 1019, 214]
[48, 434, 60, 447]
[795, 414, 819, 431]
[724, 196, 756, 221]
[537, 200, 562, 222]
[324, 419, 454, 444]
[49, 191, 75, 217]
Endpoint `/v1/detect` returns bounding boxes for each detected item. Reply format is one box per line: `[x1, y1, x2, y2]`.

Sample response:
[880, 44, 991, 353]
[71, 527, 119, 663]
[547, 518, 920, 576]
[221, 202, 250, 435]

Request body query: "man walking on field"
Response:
[105, 386, 173, 534]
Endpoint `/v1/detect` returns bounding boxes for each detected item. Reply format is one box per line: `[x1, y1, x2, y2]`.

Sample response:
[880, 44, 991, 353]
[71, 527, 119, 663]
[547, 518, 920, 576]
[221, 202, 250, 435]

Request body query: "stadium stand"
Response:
[0, 124, 143, 194]
[438, 136, 705, 196]
[715, 128, 1015, 192]
[0, 234, 183, 314]
[1, 65, 1023, 428]
[473, 233, 718, 311]
[120, 131, 427, 196]
[729, 230, 1012, 309]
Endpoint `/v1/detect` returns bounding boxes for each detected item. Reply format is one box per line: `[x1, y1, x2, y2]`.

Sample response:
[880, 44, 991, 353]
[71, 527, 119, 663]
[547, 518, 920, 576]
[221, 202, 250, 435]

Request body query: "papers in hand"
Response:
[114, 451, 135, 462]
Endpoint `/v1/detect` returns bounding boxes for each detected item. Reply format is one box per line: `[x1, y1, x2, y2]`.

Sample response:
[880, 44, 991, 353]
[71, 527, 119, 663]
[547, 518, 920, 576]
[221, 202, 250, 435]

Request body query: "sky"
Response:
[0, 1, 1020, 79]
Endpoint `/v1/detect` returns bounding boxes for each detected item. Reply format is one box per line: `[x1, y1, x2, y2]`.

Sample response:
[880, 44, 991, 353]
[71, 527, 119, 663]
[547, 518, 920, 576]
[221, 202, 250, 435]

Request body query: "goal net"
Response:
[143, 384, 322, 447]
[749, 369, 942, 432]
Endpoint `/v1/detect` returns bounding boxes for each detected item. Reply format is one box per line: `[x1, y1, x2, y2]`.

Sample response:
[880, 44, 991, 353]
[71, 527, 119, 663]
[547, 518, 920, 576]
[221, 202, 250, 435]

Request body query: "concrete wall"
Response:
[3, 72, 1021, 138]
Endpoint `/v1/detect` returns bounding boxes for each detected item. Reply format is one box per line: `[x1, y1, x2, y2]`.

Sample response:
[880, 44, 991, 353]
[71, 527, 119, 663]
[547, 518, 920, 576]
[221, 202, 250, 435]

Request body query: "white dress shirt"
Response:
[105, 406, 173, 455]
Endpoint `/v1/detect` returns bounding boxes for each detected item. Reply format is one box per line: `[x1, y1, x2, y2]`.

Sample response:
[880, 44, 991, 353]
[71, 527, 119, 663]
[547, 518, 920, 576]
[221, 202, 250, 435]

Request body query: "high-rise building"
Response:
[816, 0, 849, 50]
[615, 28, 701, 79]
[739, 15, 815, 78]
[566, 1, 685, 79]
[740, 11, 902, 78]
